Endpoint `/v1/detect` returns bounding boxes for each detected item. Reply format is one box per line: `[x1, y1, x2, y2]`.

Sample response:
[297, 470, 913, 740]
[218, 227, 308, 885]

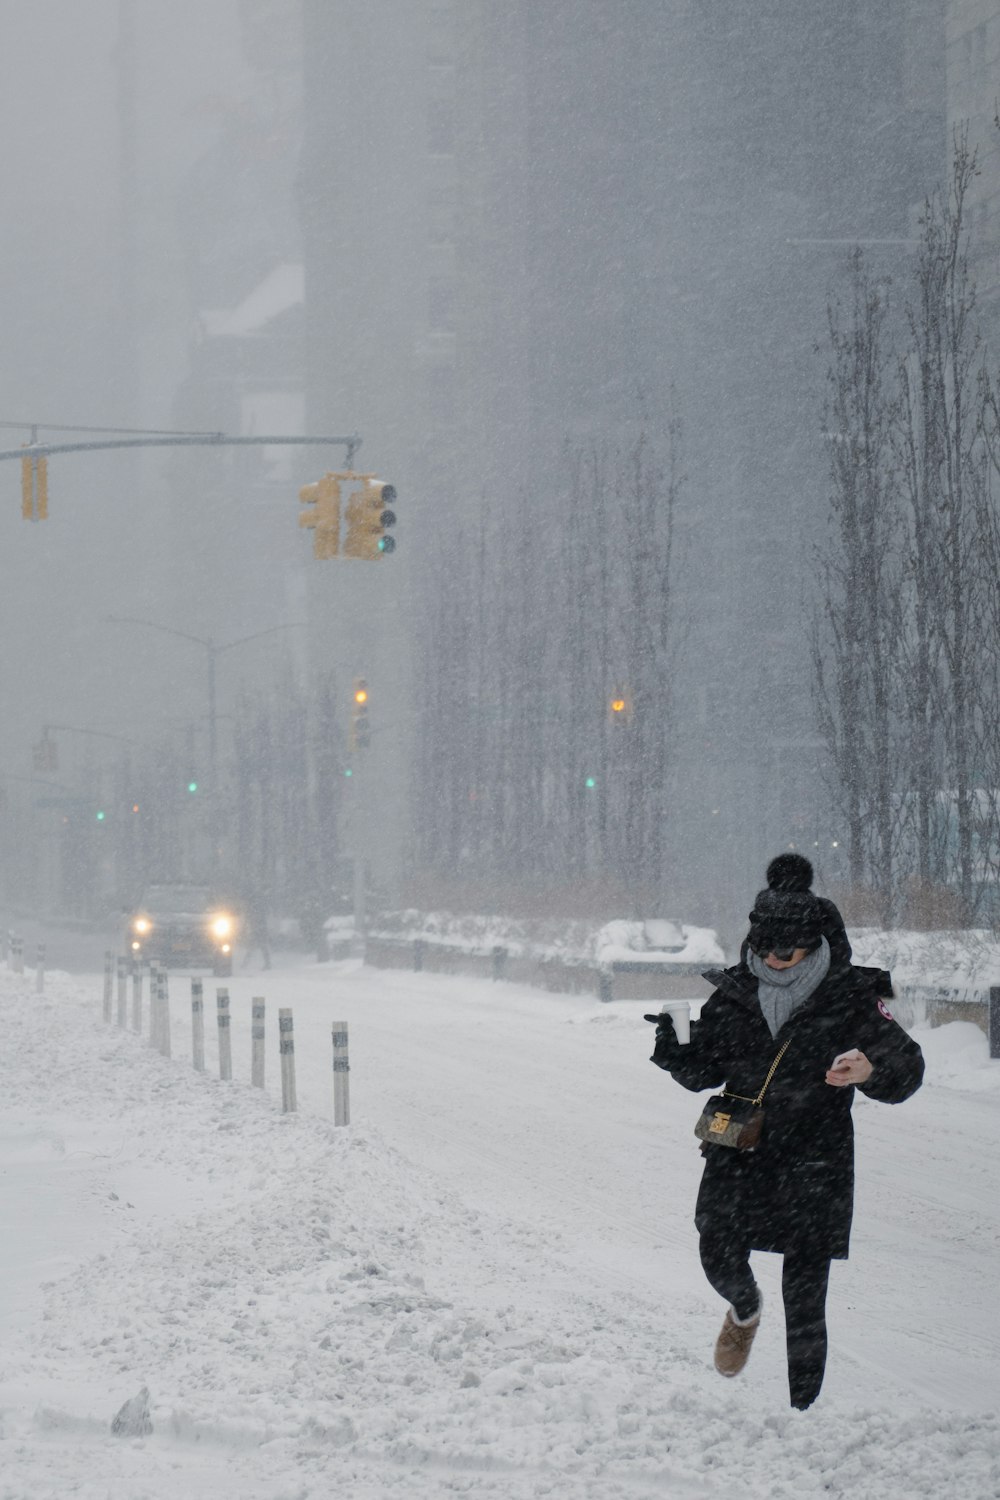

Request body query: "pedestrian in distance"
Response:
[647, 856, 924, 1410]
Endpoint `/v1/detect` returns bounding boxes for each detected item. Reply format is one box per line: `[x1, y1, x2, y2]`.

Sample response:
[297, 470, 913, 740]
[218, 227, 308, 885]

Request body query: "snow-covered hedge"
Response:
[367, 910, 724, 970]
[849, 927, 1000, 1001]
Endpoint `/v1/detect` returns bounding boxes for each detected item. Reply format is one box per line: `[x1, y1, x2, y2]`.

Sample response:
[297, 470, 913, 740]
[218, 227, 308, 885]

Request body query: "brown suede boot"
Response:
[714, 1290, 762, 1377]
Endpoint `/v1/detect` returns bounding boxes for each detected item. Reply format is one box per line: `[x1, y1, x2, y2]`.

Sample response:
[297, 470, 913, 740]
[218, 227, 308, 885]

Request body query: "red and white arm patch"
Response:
[877, 998, 894, 1021]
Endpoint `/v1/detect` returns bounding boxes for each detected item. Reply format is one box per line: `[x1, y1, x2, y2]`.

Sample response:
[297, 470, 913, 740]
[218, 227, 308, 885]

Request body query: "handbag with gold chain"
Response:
[693, 1039, 791, 1151]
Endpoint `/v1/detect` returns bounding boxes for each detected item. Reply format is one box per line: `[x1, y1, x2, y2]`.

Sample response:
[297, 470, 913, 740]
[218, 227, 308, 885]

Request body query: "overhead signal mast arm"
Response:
[1, 424, 363, 519]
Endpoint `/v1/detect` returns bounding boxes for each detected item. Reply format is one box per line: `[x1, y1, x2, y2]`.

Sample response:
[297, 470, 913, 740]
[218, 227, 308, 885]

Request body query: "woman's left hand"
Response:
[825, 1049, 873, 1087]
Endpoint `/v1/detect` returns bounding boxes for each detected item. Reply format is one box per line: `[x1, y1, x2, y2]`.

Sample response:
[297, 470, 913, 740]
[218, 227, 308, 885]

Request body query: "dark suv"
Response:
[126, 884, 237, 976]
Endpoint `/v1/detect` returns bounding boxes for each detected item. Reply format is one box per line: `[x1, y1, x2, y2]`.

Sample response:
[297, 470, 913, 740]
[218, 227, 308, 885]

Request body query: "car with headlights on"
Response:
[126, 884, 237, 976]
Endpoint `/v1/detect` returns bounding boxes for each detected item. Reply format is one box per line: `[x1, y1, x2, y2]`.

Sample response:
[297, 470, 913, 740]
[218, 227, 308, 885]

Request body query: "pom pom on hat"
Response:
[765, 852, 814, 892]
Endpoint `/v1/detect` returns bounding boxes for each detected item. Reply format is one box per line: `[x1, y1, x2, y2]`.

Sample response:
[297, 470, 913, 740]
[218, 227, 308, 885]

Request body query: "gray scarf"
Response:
[747, 936, 831, 1038]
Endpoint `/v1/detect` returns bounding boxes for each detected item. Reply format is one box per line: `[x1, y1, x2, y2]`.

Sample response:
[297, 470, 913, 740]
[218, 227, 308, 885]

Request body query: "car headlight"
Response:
[210, 914, 233, 940]
[133, 917, 151, 935]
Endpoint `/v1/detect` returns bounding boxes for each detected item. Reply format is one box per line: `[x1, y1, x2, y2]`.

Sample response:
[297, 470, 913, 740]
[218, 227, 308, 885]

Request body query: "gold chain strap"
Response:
[723, 1039, 792, 1107]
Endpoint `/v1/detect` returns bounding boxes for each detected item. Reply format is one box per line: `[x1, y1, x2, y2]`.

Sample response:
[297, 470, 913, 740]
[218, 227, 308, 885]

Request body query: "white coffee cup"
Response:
[659, 1000, 691, 1045]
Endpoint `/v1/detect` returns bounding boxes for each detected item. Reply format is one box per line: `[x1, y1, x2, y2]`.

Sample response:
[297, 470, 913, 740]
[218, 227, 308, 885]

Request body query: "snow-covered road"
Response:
[214, 959, 1000, 1412]
[0, 958, 997, 1498]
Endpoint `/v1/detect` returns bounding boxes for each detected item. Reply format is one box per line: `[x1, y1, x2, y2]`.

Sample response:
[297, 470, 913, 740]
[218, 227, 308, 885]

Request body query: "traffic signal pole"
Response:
[353, 845, 367, 951]
[0, 430, 362, 464]
[2, 426, 364, 520]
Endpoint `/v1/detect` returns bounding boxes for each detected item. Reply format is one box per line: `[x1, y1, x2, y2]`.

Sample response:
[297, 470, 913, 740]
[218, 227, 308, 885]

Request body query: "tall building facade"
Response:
[295, 3, 949, 923]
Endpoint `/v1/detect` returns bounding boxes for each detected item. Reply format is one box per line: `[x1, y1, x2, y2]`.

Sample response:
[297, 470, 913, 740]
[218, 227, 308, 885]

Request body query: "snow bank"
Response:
[912, 1020, 1000, 1092]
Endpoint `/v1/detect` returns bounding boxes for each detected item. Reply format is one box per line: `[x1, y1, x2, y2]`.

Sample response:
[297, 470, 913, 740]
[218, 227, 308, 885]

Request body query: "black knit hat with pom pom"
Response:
[747, 887, 824, 956]
[765, 852, 814, 892]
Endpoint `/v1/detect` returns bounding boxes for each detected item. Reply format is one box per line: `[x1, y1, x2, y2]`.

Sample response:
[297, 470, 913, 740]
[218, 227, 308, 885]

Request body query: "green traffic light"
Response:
[344, 767, 353, 778]
[187, 780, 198, 793]
[96, 810, 106, 821]
[585, 777, 596, 789]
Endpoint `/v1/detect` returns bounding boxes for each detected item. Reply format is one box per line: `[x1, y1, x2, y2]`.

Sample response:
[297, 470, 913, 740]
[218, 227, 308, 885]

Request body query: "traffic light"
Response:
[349, 678, 371, 751]
[298, 473, 341, 559]
[21, 454, 48, 521]
[343, 477, 396, 559]
[609, 692, 631, 725]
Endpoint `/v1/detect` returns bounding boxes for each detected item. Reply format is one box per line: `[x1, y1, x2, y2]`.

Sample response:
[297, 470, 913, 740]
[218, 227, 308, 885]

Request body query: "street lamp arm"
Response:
[0, 770, 77, 792]
[103, 615, 212, 651]
[215, 622, 307, 655]
[104, 616, 307, 657]
[42, 722, 137, 745]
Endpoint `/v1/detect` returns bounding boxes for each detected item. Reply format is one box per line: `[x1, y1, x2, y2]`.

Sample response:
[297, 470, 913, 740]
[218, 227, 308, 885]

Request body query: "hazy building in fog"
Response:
[946, 0, 1000, 321]
[294, 2, 950, 921]
[0, 0, 962, 927]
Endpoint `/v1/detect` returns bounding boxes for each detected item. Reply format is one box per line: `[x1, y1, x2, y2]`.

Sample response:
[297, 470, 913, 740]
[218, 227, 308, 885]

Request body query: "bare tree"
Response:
[228, 669, 346, 930]
[410, 416, 685, 913]
[813, 251, 904, 922]
[816, 132, 998, 926]
[896, 133, 985, 918]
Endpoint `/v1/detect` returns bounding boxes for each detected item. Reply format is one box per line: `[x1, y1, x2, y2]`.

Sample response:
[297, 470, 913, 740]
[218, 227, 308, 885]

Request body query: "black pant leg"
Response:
[782, 1248, 831, 1409]
[699, 1224, 759, 1321]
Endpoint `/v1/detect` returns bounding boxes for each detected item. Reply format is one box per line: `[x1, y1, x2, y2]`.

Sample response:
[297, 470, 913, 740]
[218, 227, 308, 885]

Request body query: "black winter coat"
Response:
[651, 960, 924, 1259]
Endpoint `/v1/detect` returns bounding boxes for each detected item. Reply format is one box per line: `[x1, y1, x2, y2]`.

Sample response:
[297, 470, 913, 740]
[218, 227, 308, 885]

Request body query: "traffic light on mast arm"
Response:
[343, 476, 397, 559]
[298, 473, 341, 559]
[349, 678, 371, 751]
[21, 453, 48, 521]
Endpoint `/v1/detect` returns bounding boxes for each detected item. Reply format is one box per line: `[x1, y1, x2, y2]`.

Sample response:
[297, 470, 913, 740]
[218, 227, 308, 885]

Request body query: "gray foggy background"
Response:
[0, 1, 995, 948]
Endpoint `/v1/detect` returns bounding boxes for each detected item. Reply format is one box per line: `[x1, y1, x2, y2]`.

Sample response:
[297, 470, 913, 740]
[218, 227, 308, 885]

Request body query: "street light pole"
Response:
[103, 616, 306, 875]
[207, 641, 218, 800]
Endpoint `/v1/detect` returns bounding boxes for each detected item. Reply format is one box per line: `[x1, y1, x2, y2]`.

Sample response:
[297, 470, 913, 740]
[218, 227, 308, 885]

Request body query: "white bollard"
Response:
[131, 960, 143, 1032]
[147, 964, 160, 1050]
[158, 968, 172, 1059]
[103, 951, 114, 1023]
[251, 997, 265, 1088]
[116, 956, 128, 1028]
[216, 987, 232, 1081]
[150, 965, 161, 1051]
[332, 1021, 350, 1126]
[191, 978, 205, 1072]
[35, 942, 45, 994]
[279, 1007, 297, 1114]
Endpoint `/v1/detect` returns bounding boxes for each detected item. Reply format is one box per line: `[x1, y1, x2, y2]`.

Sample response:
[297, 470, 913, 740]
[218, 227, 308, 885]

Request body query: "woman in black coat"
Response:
[649, 881, 924, 1409]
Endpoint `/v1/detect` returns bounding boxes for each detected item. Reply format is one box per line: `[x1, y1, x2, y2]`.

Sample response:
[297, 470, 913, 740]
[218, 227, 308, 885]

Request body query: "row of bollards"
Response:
[101, 951, 350, 1124]
[6, 931, 46, 992]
